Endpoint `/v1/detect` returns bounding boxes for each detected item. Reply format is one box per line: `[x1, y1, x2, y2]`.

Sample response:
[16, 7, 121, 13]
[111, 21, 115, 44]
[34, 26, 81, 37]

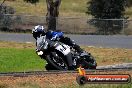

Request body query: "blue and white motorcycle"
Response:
[36, 35, 97, 70]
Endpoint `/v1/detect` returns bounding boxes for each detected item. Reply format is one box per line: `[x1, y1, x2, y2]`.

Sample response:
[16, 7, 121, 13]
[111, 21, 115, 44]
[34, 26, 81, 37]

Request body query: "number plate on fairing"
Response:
[55, 44, 70, 55]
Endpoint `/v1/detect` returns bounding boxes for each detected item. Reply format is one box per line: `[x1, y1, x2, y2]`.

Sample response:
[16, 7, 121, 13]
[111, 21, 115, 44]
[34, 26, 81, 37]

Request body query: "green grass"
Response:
[0, 41, 132, 72]
[0, 48, 46, 73]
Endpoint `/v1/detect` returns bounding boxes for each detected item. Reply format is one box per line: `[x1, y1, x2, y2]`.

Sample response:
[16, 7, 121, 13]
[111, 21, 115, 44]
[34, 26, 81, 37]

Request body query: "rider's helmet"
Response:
[32, 25, 45, 39]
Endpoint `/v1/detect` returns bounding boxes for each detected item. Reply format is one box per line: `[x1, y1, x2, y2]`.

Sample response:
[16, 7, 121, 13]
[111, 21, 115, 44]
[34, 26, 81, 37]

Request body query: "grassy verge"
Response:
[0, 47, 46, 72]
[0, 41, 132, 72]
[0, 74, 132, 88]
[82, 46, 132, 66]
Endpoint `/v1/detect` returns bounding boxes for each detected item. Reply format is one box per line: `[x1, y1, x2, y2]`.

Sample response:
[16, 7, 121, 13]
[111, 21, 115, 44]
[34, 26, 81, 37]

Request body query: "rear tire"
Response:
[81, 53, 97, 69]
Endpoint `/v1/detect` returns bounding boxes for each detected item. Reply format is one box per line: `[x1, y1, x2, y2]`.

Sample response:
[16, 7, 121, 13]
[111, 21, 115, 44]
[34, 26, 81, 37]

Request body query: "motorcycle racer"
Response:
[32, 25, 94, 70]
[32, 25, 86, 56]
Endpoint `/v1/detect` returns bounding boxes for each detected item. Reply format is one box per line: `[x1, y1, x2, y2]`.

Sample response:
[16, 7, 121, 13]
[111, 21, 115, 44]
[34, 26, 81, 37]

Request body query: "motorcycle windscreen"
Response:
[36, 36, 46, 50]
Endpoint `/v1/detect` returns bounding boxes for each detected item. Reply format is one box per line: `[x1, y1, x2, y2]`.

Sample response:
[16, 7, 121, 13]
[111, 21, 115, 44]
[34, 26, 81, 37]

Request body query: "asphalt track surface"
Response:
[0, 32, 132, 49]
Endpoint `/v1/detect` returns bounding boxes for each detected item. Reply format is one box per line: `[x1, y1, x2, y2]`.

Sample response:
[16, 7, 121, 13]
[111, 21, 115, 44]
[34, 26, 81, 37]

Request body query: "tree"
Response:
[86, 0, 128, 34]
[0, 0, 15, 31]
[24, 0, 61, 30]
[46, 0, 61, 30]
[126, 0, 132, 7]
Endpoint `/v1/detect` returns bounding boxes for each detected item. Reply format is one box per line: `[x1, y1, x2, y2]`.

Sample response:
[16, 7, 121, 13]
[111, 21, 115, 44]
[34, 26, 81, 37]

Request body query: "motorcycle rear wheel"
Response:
[79, 54, 97, 69]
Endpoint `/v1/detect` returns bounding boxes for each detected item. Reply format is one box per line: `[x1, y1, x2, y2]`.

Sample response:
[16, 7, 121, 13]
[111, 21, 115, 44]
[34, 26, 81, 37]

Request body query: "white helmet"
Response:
[32, 25, 45, 39]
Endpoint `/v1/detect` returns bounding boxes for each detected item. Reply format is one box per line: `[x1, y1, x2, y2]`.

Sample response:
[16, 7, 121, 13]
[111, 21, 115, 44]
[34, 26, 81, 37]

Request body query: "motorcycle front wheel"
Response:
[45, 63, 58, 70]
[46, 52, 68, 70]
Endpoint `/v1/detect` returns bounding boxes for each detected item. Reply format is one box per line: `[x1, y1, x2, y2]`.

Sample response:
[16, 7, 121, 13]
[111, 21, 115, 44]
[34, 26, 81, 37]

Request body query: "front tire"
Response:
[46, 52, 68, 70]
[45, 63, 57, 70]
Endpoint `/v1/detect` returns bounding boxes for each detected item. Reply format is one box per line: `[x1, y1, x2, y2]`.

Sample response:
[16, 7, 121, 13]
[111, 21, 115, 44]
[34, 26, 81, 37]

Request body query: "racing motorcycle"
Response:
[36, 35, 97, 70]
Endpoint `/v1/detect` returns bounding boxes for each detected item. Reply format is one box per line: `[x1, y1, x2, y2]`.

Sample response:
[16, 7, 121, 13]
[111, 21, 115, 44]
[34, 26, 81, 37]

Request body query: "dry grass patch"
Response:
[0, 0, 88, 17]
[0, 71, 132, 88]
[0, 41, 35, 49]
[82, 46, 132, 66]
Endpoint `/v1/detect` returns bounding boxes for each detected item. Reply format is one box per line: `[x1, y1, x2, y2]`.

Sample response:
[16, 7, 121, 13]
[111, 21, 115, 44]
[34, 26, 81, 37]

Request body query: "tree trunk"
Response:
[46, 0, 61, 31]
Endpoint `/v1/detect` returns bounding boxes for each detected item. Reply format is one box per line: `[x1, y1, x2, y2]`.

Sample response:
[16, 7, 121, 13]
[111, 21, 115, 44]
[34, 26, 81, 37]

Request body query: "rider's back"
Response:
[46, 30, 63, 40]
